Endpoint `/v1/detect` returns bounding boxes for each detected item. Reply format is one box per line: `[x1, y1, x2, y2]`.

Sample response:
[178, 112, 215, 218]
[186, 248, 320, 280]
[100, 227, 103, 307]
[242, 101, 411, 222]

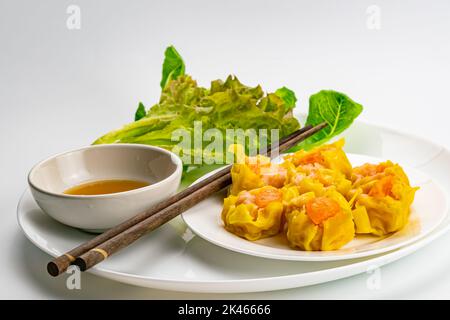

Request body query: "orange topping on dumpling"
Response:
[254, 187, 283, 208]
[297, 152, 325, 166]
[260, 165, 287, 188]
[245, 155, 271, 174]
[368, 175, 395, 198]
[353, 163, 388, 177]
[236, 191, 256, 205]
[353, 163, 375, 176]
[306, 197, 341, 225]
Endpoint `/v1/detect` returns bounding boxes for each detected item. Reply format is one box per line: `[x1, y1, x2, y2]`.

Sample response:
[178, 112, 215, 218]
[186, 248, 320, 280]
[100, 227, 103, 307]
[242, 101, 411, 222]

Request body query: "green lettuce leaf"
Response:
[160, 46, 185, 89]
[275, 86, 297, 112]
[292, 90, 363, 151]
[94, 74, 300, 166]
[134, 102, 146, 121]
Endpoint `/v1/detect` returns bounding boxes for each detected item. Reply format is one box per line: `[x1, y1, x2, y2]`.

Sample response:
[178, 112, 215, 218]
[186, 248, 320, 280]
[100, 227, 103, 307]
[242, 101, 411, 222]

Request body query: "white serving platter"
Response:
[17, 120, 450, 293]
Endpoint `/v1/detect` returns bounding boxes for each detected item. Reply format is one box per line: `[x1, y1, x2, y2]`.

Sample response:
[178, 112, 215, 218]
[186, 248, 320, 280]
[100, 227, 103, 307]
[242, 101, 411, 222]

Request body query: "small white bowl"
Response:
[28, 144, 183, 232]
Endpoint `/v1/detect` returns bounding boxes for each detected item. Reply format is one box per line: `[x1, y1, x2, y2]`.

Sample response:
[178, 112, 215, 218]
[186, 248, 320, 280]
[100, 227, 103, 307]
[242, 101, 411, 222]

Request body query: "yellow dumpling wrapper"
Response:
[351, 160, 410, 190]
[349, 161, 419, 236]
[286, 163, 352, 196]
[285, 189, 355, 251]
[222, 186, 284, 240]
[281, 185, 301, 204]
[284, 138, 352, 178]
[230, 155, 288, 195]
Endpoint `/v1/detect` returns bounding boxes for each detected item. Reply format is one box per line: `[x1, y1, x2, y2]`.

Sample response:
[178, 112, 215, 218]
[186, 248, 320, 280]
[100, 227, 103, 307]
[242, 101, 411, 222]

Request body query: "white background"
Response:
[1, 0, 450, 299]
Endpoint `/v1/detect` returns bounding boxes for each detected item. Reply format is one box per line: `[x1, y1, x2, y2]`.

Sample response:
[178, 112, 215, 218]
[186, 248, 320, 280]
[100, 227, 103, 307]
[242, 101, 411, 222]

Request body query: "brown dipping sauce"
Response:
[64, 179, 150, 196]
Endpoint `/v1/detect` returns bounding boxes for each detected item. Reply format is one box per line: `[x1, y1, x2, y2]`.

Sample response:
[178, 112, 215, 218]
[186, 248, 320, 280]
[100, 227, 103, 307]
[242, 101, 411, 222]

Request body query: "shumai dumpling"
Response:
[222, 186, 284, 241]
[348, 161, 418, 236]
[286, 162, 352, 196]
[284, 139, 352, 178]
[230, 154, 288, 195]
[285, 189, 355, 251]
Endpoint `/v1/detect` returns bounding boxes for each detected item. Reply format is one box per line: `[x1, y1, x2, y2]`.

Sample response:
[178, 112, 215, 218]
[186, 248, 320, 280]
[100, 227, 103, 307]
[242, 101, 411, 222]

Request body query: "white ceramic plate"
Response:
[182, 154, 448, 261]
[17, 120, 450, 293]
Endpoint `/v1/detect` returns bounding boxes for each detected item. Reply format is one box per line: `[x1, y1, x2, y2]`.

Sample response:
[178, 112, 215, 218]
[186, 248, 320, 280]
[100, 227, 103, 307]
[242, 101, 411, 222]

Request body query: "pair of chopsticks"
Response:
[47, 122, 327, 276]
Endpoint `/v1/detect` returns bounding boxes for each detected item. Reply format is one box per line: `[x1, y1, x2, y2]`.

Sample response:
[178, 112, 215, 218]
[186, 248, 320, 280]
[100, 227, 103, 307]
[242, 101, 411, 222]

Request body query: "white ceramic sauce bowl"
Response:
[28, 144, 183, 232]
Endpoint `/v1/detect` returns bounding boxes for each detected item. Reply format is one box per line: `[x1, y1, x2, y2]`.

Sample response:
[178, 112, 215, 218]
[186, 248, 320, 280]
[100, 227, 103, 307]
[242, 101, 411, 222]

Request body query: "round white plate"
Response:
[17, 120, 450, 293]
[182, 154, 448, 261]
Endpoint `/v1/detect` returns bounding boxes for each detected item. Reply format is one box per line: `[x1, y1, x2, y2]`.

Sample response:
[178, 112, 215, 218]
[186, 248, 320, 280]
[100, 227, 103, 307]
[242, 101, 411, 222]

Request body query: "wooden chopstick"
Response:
[71, 123, 328, 272]
[47, 124, 321, 276]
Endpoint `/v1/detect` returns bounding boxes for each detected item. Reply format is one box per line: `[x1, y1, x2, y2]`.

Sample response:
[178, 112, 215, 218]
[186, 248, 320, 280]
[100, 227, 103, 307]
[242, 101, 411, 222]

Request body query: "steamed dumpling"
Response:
[285, 189, 355, 251]
[283, 138, 352, 178]
[230, 154, 288, 195]
[285, 161, 352, 196]
[222, 186, 284, 240]
[348, 161, 418, 235]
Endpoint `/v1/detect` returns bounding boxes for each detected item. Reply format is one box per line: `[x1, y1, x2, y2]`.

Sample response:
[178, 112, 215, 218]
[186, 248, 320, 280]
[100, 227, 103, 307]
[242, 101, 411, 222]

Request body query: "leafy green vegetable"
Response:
[275, 86, 297, 112]
[292, 90, 363, 151]
[134, 102, 146, 121]
[95, 75, 300, 166]
[160, 46, 185, 89]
